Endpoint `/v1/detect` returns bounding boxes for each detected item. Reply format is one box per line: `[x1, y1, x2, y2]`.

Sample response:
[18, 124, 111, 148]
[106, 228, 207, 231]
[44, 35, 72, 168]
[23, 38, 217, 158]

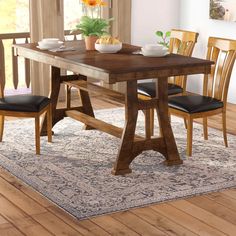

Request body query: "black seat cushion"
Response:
[0, 95, 50, 112]
[138, 82, 183, 97]
[168, 95, 224, 114]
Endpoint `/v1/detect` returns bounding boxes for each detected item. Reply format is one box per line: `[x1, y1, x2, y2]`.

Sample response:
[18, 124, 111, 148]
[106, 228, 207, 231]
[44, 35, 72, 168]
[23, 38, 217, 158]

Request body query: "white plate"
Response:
[141, 51, 169, 57]
[36, 46, 49, 50]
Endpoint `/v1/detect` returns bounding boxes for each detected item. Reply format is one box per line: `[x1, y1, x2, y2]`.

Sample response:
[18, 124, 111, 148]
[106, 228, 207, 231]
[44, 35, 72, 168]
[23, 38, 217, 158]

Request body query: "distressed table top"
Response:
[14, 41, 214, 84]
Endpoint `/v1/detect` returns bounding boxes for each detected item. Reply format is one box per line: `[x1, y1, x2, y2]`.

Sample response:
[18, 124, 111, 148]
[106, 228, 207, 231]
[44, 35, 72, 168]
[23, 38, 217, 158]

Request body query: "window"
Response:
[0, 0, 29, 34]
[0, 0, 29, 93]
[64, 0, 83, 30]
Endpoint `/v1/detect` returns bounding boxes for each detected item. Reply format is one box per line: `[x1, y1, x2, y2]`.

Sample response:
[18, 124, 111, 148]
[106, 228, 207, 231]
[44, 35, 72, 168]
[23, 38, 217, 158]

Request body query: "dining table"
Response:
[13, 40, 213, 175]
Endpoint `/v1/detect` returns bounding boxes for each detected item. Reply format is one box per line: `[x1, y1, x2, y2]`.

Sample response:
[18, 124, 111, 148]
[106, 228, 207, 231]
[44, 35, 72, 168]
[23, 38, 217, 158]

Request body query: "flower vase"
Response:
[84, 36, 98, 50]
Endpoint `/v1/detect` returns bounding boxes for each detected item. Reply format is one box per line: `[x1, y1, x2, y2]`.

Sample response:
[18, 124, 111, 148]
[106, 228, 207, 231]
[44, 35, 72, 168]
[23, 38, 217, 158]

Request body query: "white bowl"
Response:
[144, 44, 164, 51]
[38, 41, 63, 50]
[42, 38, 60, 43]
[141, 47, 168, 57]
[95, 43, 122, 53]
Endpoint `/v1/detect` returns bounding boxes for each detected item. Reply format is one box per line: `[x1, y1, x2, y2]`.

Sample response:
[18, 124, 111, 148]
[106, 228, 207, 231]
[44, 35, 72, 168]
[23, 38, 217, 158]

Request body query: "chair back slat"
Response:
[214, 51, 226, 99]
[169, 38, 181, 54]
[204, 37, 236, 103]
[12, 38, 19, 89]
[25, 58, 30, 88]
[64, 29, 81, 41]
[173, 75, 185, 88]
[168, 29, 199, 92]
[177, 41, 188, 54]
[205, 47, 219, 97]
[24, 37, 31, 88]
[221, 51, 236, 102]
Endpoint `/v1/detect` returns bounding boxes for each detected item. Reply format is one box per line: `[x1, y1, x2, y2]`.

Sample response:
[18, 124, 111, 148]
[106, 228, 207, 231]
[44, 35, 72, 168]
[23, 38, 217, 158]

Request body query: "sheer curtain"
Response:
[29, 0, 64, 96]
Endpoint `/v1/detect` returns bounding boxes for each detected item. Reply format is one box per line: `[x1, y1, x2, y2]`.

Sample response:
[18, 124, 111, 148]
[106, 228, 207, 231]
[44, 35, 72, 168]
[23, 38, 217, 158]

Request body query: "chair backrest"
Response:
[203, 37, 236, 104]
[0, 30, 80, 99]
[169, 29, 199, 56]
[168, 29, 199, 91]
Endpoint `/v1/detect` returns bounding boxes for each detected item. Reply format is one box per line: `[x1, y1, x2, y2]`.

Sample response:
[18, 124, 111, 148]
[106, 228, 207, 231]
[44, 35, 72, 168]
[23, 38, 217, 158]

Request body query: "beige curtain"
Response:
[103, 0, 132, 92]
[29, 0, 131, 95]
[110, 0, 131, 44]
[29, 0, 64, 96]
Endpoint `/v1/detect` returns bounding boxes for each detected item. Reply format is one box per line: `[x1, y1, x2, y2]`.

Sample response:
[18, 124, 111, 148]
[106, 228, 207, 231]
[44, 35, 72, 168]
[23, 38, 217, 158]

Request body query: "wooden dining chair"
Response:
[168, 36, 236, 156]
[0, 79, 52, 155]
[137, 29, 199, 138]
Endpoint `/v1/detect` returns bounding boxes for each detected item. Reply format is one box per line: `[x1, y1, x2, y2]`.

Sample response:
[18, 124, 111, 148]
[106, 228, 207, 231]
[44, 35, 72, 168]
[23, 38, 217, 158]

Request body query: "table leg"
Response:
[79, 89, 95, 130]
[40, 66, 62, 135]
[156, 77, 183, 165]
[112, 81, 139, 175]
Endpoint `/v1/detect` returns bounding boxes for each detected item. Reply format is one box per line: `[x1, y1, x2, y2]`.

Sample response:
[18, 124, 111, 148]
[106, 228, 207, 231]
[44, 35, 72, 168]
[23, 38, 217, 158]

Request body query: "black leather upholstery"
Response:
[168, 95, 223, 114]
[0, 95, 50, 112]
[137, 82, 183, 98]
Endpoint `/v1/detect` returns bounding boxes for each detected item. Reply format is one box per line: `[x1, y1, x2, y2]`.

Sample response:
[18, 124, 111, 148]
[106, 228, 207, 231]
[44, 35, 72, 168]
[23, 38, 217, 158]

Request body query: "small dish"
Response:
[143, 44, 164, 51]
[95, 43, 122, 53]
[42, 38, 60, 43]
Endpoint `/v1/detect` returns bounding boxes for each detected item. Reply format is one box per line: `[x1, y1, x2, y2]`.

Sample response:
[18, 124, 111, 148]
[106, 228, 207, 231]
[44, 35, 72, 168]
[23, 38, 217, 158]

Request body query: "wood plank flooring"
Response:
[1, 95, 236, 236]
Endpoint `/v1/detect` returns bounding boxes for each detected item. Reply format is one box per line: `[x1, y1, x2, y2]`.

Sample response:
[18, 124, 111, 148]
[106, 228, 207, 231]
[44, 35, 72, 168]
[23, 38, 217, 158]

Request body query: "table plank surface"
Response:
[61, 46, 213, 73]
[14, 41, 214, 84]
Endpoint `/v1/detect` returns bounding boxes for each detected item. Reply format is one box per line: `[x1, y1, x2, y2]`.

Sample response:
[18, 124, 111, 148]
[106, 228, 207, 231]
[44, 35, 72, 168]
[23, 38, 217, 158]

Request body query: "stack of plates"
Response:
[141, 44, 169, 57]
[37, 38, 64, 50]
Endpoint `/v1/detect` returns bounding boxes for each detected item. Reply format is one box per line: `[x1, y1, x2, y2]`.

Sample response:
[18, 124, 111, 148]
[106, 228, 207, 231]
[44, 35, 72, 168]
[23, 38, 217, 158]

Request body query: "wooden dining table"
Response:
[13, 40, 213, 175]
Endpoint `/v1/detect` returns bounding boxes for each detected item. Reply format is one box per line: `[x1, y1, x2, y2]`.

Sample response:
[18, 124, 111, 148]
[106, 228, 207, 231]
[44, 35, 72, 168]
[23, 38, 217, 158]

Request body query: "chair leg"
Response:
[203, 117, 208, 140]
[157, 110, 163, 137]
[187, 117, 193, 156]
[150, 108, 154, 136]
[0, 115, 4, 142]
[168, 112, 171, 123]
[222, 111, 228, 147]
[47, 103, 52, 143]
[144, 109, 154, 139]
[35, 116, 40, 155]
[65, 84, 71, 109]
[184, 118, 187, 129]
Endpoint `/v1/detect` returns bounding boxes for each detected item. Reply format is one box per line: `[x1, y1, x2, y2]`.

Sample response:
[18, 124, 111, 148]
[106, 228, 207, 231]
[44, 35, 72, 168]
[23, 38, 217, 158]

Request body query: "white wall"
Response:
[180, 0, 236, 104]
[131, 0, 180, 46]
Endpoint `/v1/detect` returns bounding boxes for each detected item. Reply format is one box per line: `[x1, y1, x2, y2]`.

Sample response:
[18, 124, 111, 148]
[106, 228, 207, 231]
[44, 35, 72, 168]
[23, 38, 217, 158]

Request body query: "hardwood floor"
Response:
[1, 96, 236, 236]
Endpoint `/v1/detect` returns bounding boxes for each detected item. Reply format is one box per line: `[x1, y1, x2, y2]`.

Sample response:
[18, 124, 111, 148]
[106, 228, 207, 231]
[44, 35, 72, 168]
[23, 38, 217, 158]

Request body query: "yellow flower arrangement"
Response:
[76, 0, 111, 37]
[82, 0, 107, 7]
[81, 0, 107, 18]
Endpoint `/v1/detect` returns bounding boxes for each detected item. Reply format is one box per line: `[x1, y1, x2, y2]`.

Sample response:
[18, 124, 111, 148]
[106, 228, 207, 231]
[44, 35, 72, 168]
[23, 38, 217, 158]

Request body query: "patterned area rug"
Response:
[0, 108, 236, 220]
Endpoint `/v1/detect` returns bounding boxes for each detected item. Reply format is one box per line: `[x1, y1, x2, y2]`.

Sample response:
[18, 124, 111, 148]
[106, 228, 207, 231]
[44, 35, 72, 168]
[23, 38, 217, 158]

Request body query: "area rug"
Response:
[0, 108, 235, 220]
